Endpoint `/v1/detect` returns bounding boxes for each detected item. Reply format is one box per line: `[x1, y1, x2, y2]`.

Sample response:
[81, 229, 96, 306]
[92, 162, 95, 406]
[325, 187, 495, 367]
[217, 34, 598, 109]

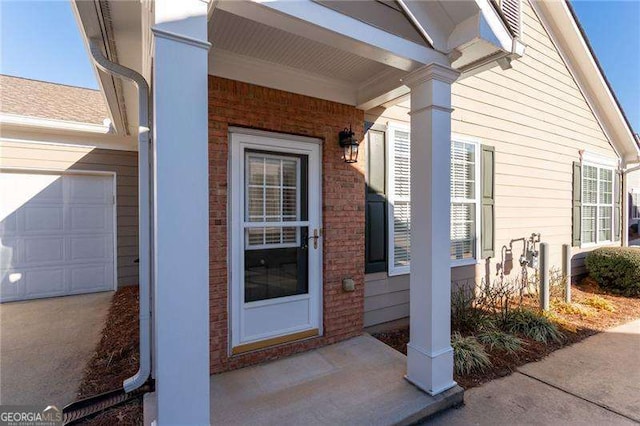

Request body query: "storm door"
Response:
[230, 132, 322, 354]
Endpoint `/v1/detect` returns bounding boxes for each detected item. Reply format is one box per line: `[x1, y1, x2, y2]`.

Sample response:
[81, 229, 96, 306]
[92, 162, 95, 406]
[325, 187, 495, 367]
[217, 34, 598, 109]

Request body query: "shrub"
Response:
[477, 330, 524, 353]
[451, 332, 492, 375]
[582, 295, 616, 312]
[451, 284, 496, 333]
[585, 247, 640, 296]
[505, 309, 564, 343]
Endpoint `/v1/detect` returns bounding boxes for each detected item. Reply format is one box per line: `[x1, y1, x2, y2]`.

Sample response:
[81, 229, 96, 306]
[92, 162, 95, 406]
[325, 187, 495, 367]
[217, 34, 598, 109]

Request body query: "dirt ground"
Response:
[75, 286, 142, 425]
[373, 279, 640, 389]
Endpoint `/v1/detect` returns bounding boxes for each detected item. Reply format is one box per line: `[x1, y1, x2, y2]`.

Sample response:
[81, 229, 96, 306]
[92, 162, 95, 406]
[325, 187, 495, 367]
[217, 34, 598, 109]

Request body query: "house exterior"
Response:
[1, 0, 636, 424]
[0, 75, 139, 302]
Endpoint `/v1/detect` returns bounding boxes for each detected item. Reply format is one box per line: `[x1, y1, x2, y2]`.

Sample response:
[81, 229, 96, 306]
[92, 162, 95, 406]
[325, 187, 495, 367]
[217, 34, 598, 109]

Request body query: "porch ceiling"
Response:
[208, 7, 413, 110]
[210, 9, 392, 85]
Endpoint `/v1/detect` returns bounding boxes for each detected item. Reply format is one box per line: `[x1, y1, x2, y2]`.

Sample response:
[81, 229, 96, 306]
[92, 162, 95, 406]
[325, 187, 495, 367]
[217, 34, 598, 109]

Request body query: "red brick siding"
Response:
[209, 76, 365, 373]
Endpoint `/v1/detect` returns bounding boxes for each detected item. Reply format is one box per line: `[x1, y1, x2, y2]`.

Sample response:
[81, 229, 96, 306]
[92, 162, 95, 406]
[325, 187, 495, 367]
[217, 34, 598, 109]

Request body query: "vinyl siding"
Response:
[363, 0, 620, 326]
[0, 140, 139, 287]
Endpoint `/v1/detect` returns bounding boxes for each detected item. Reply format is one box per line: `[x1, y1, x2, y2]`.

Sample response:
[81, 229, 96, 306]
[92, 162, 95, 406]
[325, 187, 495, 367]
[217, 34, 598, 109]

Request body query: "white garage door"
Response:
[0, 171, 116, 302]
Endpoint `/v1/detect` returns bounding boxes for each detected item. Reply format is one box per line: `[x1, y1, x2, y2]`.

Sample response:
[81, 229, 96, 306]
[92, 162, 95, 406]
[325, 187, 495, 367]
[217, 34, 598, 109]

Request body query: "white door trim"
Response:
[229, 131, 323, 354]
[0, 167, 118, 295]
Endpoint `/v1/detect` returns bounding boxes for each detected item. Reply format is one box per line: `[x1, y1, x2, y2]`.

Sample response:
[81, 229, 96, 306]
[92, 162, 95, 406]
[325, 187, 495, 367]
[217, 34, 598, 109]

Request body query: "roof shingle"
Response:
[0, 74, 108, 125]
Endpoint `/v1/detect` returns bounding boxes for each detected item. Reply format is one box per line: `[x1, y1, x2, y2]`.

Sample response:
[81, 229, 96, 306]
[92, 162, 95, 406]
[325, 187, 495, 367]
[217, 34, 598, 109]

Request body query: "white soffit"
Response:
[209, 9, 391, 84]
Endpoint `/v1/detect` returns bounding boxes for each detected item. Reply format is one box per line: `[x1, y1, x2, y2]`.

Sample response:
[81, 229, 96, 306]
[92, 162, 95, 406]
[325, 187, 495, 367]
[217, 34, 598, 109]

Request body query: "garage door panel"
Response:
[70, 265, 112, 291]
[67, 175, 112, 204]
[69, 235, 112, 261]
[24, 237, 65, 264]
[0, 214, 18, 234]
[25, 268, 65, 298]
[24, 206, 64, 233]
[0, 271, 21, 299]
[0, 172, 116, 302]
[69, 206, 110, 232]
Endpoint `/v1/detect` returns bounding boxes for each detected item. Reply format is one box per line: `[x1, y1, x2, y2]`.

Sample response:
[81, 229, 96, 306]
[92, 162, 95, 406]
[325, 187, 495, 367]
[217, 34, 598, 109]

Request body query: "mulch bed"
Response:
[373, 278, 640, 389]
[75, 286, 142, 425]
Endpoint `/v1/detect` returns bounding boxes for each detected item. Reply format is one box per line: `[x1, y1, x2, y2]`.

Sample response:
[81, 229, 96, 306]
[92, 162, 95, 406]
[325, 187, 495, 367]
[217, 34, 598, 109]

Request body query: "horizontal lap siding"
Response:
[362, 0, 618, 326]
[453, 0, 618, 282]
[0, 141, 139, 286]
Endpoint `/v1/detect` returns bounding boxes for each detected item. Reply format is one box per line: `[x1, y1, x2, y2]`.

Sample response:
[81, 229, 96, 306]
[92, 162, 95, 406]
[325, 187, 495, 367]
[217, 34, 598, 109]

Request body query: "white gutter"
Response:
[88, 38, 152, 393]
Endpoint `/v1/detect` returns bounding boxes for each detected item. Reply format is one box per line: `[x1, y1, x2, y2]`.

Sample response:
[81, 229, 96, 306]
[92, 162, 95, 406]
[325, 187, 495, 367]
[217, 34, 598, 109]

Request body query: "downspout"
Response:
[88, 38, 152, 393]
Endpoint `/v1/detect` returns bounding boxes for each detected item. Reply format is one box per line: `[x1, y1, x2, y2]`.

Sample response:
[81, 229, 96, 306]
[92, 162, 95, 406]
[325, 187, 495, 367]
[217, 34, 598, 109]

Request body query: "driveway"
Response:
[428, 319, 640, 425]
[0, 292, 112, 407]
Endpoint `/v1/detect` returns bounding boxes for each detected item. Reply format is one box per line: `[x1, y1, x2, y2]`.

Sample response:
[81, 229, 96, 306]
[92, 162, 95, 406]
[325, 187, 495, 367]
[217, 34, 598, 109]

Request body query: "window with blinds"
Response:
[387, 125, 411, 275]
[632, 191, 640, 220]
[451, 140, 480, 262]
[582, 164, 614, 244]
[245, 153, 300, 249]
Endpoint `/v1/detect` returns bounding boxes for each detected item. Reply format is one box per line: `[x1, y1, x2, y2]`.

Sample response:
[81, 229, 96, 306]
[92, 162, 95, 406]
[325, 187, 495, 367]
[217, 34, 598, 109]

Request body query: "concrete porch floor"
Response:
[208, 334, 463, 425]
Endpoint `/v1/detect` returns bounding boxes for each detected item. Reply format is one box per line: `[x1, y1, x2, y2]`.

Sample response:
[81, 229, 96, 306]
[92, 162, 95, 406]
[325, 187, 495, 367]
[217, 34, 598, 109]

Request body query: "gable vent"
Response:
[500, 0, 522, 37]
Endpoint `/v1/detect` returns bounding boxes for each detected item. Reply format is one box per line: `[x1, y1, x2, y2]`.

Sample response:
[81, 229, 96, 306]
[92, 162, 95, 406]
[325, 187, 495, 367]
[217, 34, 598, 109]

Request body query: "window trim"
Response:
[580, 161, 615, 247]
[450, 136, 481, 268]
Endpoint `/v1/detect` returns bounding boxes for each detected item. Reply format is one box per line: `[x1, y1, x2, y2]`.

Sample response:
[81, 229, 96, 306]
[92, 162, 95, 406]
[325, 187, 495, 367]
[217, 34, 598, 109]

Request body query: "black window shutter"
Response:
[481, 145, 495, 258]
[365, 127, 387, 273]
[572, 161, 582, 247]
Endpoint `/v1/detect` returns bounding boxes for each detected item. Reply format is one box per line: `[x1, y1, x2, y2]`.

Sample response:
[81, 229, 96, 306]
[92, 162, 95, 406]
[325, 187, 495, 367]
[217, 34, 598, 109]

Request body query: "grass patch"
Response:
[505, 308, 564, 343]
[583, 295, 616, 312]
[451, 332, 492, 375]
[477, 330, 524, 353]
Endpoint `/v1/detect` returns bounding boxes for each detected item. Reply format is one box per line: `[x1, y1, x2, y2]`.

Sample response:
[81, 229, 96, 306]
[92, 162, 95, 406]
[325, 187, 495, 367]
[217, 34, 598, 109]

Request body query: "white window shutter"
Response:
[387, 125, 411, 275]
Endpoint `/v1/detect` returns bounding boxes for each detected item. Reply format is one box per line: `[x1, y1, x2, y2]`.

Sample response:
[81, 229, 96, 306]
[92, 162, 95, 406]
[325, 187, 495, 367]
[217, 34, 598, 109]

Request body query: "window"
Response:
[581, 164, 614, 244]
[386, 125, 484, 275]
[451, 140, 480, 262]
[387, 125, 411, 275]
[632, 190, 640, 220]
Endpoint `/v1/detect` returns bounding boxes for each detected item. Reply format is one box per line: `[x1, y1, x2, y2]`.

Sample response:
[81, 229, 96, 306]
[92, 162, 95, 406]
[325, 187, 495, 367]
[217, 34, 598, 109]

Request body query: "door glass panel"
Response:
[244, 152, 309, 303]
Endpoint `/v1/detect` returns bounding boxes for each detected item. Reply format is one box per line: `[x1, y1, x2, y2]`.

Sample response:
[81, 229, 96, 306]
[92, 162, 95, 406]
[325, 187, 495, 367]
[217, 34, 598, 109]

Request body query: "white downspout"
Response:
[88, 38, 152, 393]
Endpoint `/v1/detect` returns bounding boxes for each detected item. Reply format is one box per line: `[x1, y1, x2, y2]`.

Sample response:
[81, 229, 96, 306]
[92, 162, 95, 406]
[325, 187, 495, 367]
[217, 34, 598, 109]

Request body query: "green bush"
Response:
[585, 247, 640, 296]
[451, 332, 492, 375]
[505, 309, 563, 343]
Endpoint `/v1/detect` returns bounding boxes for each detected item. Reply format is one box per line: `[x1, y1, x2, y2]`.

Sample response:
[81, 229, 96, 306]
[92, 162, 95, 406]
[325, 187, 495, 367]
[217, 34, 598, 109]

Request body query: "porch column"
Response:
[151, 1, 211, 424]
[404, 63, 460, 395]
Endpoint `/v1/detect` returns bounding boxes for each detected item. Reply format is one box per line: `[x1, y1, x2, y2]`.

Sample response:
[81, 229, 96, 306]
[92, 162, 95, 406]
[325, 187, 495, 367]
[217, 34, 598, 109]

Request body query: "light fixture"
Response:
[339, 125, 359, 163]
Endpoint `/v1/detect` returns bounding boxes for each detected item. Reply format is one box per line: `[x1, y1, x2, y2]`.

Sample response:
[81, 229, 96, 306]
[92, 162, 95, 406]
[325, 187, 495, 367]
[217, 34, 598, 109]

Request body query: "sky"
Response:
[0, 0, 638, 132]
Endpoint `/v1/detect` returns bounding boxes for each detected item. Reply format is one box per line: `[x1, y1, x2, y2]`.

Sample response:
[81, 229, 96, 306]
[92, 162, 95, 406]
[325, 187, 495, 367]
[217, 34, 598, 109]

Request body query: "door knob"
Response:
[309, 228, 320, 249]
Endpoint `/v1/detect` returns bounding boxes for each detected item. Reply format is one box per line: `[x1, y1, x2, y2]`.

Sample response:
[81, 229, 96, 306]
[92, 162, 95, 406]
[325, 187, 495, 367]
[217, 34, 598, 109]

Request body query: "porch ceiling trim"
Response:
[208, 48, 358, 106]
[215, 0, 449, 72]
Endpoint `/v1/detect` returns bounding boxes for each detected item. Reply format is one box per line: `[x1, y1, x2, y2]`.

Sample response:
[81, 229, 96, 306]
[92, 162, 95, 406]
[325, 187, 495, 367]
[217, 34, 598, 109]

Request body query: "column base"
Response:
[406, 342, 457, 396]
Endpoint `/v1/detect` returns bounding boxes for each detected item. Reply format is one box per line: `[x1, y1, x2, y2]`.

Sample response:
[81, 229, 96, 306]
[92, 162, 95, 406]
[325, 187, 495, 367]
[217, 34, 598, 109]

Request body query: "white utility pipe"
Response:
[88, 38, 152, 393]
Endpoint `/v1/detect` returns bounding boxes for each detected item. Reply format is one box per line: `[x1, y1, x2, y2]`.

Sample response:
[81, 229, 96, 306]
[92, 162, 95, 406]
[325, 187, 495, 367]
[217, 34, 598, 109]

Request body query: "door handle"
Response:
[308, 228, 321, 249]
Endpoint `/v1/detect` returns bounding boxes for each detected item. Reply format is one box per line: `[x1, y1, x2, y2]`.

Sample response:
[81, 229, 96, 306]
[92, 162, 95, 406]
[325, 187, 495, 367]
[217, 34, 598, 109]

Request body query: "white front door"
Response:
[230, 132, 322, 354]
[0, 171, 116, 302]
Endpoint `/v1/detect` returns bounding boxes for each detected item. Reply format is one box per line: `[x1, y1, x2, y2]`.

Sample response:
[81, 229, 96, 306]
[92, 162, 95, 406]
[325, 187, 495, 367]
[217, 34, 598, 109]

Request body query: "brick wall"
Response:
[209, 76, 365, 373]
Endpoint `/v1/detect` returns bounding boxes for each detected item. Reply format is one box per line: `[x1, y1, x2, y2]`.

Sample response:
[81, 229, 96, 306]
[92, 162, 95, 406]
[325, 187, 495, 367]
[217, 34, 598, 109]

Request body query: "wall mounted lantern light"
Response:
[339, 125, 359, 163]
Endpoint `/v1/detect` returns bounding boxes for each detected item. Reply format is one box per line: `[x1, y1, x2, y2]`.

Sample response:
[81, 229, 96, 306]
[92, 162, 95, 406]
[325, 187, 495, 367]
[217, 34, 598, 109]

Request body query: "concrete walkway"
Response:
[0, 292, 113, 407]
[428, 319, 640, 425]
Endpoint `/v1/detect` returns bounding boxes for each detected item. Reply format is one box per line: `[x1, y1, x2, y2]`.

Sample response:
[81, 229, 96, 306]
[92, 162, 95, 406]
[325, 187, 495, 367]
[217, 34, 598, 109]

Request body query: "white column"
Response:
[404, 64, 460, 396]
[151, 1, 211, 424]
